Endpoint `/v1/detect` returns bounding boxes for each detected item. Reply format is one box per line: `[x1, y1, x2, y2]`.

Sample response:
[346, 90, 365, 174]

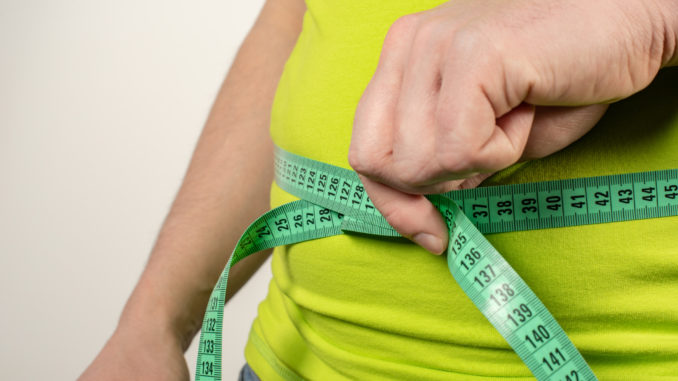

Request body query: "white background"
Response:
[0, 0, 270, 379]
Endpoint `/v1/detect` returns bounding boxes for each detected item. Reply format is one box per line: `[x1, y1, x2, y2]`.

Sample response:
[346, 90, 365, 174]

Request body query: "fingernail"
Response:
[413, 233, 445, 255]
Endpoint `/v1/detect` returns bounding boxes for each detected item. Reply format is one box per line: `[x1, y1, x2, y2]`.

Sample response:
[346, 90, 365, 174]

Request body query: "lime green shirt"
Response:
[244, 1, 678, 379]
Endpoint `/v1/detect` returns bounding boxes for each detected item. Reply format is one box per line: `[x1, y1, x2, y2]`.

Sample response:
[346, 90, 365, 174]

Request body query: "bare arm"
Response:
[80, 0, 306, 379]
[665, 4, 678, 67]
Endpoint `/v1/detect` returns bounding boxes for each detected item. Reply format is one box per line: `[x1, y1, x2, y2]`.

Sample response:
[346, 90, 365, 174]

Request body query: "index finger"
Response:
[349, 15, 418, 180]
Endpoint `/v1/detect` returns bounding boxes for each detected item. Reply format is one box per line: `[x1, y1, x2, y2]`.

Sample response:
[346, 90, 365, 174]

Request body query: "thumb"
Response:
[359, 174, 448, 255]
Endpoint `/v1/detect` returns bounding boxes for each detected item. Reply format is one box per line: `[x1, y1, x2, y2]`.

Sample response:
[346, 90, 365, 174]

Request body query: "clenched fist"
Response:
[349, 0, 677, 253]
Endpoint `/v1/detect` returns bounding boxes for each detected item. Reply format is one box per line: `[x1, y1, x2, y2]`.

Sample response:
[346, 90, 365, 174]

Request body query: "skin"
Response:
[78, 0, 306, 379]
[349, 0, 678, 254]
[80, 0, 678, 378]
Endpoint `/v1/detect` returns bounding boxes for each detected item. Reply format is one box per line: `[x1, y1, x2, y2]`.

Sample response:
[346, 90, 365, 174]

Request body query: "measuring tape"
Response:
[195, 146, 678, 381]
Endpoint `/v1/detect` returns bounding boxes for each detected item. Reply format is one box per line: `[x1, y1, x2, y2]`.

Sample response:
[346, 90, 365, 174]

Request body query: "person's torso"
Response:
[246, 1, 678, 379]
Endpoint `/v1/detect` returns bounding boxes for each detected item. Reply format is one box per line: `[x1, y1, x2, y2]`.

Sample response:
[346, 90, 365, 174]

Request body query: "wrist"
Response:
[656, 0, 678, 66]
[114, 315, 184, 351]
[117, 300, 184, 348]
[117, 277, 201, 351]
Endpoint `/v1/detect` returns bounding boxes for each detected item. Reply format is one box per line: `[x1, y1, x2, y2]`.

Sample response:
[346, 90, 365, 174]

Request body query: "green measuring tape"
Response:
[195, 146, 678, 381]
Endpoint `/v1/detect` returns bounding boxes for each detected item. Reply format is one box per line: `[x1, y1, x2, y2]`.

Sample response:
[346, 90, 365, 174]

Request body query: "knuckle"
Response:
[348, 145, 384, 177]
[390, 14, 420, 34]
[384, 14, 419, 47]
[347, 146, 369, 174]
[447, 25, 486, 55]
[412, 18, 442, 48]
[443, 26, 497, 73]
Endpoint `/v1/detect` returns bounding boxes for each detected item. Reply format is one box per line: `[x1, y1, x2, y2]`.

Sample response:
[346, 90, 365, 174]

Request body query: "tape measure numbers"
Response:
[195, 146, 678, 381]
[195, 199, 346, 380]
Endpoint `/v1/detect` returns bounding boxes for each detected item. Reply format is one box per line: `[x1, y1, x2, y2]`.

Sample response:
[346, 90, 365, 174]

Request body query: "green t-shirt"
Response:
[244, 1, 678, 379]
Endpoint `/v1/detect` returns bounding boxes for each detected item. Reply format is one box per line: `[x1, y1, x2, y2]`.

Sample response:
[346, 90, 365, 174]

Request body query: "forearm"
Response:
[117, 0, 305, 349]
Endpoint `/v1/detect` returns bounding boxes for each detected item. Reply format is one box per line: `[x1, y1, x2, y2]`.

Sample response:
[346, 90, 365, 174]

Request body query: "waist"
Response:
[246, 181, 678, 379]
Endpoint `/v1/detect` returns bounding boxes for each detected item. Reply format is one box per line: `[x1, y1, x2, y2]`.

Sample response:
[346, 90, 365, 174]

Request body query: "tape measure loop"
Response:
[196, 146, 678, 380]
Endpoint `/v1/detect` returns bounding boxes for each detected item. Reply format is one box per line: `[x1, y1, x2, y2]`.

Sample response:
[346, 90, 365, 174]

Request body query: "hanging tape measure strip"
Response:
[195, 146, 678, 381]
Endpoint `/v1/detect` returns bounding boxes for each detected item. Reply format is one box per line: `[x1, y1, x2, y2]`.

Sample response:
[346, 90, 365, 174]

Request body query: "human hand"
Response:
[349, 0, 677, 254]
[78, 322, 189, 381]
